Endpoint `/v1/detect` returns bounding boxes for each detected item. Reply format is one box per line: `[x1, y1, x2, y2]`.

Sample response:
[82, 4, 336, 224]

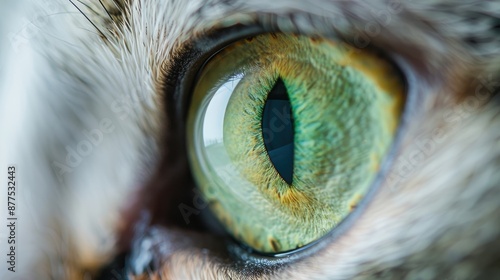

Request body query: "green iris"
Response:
[187, 34, 405, 253]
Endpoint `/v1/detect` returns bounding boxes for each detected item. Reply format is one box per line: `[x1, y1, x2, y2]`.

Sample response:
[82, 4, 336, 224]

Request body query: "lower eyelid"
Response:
[185, 33, 407, 256]
[116, 36, 431, 280]
[125, 13, 438, 276]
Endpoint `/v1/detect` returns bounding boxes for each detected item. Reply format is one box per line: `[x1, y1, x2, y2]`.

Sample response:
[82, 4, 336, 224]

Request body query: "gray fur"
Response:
[0, 0, 498, 279]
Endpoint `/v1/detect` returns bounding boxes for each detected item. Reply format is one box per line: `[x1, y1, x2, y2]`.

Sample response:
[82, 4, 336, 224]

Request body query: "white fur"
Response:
[0, 0, 498, 279]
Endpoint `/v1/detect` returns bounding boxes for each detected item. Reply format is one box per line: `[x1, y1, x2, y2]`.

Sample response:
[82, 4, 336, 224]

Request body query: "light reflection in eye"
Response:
[202, 74, 244, 145]
[195, 73, 252, 207]
[187, 33, 405, 253]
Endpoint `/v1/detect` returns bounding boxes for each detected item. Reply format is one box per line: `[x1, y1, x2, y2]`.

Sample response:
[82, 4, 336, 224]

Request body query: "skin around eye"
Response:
[187, 33, 405, 253]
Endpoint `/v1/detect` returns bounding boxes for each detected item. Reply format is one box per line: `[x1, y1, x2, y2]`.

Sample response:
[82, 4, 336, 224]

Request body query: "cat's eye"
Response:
[186, 33, 406, 254]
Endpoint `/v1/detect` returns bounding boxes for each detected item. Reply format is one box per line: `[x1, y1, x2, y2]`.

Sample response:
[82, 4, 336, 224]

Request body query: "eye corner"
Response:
[164, 23, 420, 262]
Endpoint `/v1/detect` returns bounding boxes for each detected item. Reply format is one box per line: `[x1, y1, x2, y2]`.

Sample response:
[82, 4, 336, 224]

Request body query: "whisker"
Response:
[98, 0, 114, 20]
[108, 0, 121, 11]
[75, 0, 94, 12]
[67, 0, 108, 40]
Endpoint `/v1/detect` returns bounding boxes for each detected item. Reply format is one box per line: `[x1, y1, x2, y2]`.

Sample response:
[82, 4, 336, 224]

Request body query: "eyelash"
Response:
[166, 38, 415, 259]
[117, 11, 435, 276]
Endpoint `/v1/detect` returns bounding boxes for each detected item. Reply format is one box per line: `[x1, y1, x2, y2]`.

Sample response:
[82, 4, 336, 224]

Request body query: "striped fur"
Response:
[0, 0, 498, 279]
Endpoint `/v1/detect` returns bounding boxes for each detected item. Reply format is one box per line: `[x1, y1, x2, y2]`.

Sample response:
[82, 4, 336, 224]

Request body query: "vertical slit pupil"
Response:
[261, 78, 294, 185]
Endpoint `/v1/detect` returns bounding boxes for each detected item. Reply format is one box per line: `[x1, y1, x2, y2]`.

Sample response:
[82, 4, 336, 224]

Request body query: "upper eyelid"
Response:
[170, 36, 422, 265]
[156, 2, 437, 268]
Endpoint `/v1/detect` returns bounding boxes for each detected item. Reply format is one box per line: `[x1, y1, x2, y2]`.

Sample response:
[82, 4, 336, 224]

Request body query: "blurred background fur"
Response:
[0, 0, 499, 279]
